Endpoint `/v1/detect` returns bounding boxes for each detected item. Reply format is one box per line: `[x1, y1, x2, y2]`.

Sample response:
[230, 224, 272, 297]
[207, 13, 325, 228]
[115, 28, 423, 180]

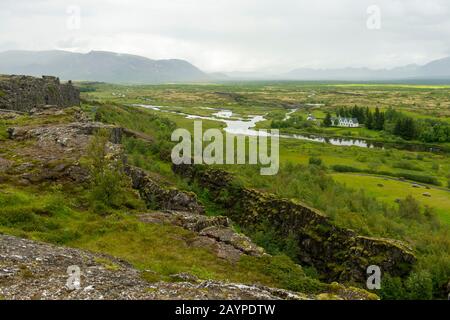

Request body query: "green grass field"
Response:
[331, 173, 450, 225]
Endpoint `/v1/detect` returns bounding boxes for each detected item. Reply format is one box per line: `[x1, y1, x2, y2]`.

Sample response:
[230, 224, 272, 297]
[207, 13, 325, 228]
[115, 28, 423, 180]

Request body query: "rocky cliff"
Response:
[0, 74, 80, 112]
[172, 165, 417, 284]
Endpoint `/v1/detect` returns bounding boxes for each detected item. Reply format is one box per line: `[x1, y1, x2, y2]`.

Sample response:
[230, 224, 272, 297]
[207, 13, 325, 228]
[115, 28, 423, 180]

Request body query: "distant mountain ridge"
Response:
[284, 57, 450, 81]
[0, 50, 210, 84]
[2, 50, 450, 82]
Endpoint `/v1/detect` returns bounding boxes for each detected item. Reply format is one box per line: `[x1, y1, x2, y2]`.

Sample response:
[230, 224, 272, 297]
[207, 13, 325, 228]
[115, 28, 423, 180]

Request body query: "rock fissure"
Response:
[172, 164, 416, 283]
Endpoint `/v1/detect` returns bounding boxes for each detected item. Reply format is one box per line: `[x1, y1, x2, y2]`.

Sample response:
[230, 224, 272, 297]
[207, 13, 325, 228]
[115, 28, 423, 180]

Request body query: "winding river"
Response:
[132, 104, 443, 152]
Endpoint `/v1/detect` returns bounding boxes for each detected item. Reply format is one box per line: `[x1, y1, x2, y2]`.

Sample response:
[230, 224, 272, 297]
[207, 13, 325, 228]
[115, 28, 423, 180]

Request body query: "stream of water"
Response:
[131, 104, 442, 152]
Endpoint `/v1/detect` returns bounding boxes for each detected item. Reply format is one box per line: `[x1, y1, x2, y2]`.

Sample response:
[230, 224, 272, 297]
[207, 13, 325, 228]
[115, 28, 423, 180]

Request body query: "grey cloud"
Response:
[0, 0, 449, 72]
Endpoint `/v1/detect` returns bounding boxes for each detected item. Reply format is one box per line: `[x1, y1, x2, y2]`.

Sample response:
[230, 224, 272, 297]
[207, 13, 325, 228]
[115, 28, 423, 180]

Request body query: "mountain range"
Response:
[0, 50, 209, 84]
[284, 57, 450, 81]
[1, 50, 450, 83]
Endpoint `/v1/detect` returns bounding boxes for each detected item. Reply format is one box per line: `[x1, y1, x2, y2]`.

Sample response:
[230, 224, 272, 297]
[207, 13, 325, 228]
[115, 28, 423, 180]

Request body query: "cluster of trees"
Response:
[419, 122, 450, 143]
[327, 106, 450, 143]
[335, 106, 385, 130]
[385, 108, 450, 142]
[392, 117, 417, 140]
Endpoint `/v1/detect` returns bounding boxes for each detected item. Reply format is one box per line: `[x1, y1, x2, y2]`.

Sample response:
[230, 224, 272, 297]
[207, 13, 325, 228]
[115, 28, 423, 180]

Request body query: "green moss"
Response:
[94, 257, 121, 271]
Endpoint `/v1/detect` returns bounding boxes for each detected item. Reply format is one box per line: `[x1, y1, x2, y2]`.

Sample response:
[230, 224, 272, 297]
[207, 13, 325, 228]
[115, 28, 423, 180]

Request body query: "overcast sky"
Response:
[1, 0, 449, 72]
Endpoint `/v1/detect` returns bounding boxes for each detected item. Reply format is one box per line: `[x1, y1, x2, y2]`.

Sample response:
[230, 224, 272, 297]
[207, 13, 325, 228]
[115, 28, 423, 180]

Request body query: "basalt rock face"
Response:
[172, 164, 417, 284]
[0, 74, 80, 112]
[125, 165, 204, 214]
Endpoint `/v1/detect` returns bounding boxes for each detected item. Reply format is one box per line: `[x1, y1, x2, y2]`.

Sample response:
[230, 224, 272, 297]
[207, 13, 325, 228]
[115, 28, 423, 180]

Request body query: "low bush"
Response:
[332, 165, 362, 173]
[331, 165, 440, 185]
[392, 160, 423, 171]
[308, 156, 323, 166]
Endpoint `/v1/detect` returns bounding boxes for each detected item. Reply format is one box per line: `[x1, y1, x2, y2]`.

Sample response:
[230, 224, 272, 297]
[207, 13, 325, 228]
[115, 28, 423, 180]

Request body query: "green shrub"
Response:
[86, 129, 129, 211]
[0, 207, 37, 227]
[380, 275, 406, 300]
[308, 157, 322, 166]
[380, 271, 433, 300]
[393, 160, 423, 171]
[395, 172, 440, 186]
[405, 271, 434, 300]
[251, 222, 299, 259]
[331, 165, 362, 173]
[331, 165, 440, 185]
[398, 195, 422, 220]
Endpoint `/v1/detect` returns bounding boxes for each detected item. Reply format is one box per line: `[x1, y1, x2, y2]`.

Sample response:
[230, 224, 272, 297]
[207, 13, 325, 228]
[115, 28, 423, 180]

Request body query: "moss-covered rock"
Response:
[126, 165, 204, 213]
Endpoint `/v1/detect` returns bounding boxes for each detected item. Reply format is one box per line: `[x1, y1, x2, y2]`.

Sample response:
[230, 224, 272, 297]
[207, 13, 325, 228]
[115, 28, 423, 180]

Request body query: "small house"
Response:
[331, 117, 359, 128]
